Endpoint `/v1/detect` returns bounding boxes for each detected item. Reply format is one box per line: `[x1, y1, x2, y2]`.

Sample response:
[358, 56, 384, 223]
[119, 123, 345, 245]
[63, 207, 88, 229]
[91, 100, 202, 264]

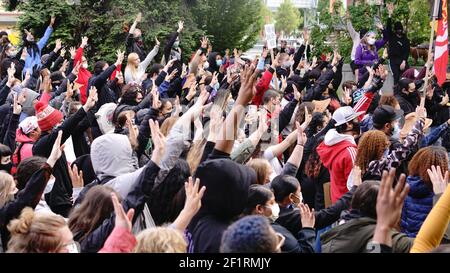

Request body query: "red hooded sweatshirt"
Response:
[317, 129, 357, 204]
[74, 47, 92, 105]
[12, 128, 36, 175]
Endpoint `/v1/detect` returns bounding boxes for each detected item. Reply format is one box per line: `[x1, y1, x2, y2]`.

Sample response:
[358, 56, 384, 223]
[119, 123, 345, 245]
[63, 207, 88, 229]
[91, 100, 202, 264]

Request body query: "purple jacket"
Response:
[354, 33, 387, 78]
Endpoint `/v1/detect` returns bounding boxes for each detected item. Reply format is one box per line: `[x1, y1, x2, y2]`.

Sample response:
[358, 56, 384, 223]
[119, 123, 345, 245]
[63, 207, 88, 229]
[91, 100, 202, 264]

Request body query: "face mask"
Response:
[203, 62, 209, 70]
[44, 175, 56, 194]
[8, 50, 17, 57]
[0, 162, 12, 173]
[173, 41, 180, 48]
[214, 83, 220, 90]
[391, 124, 401, 139]
[367, 38, 376, 45]
[66, 242, 79, 253]
[82, 63, 88, 69]
[216, 59, 223, 67]
[268, 203, 280, 222]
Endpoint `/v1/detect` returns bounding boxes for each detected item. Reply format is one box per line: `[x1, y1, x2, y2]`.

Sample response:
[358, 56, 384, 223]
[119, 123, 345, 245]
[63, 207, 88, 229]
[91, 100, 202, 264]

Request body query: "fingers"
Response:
[111, 192, 126, 218]
[126, 208, 135, 223]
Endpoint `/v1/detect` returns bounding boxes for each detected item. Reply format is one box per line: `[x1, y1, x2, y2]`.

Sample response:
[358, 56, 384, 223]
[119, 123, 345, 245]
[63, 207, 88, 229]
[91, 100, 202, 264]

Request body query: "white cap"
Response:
[333, 106, 365, 126]
[19, 116, 39, 134]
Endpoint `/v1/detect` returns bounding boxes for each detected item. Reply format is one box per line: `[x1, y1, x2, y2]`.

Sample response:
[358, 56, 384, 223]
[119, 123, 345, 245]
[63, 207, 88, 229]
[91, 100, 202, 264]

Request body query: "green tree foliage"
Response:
[274, 0, 302, 35]
[310, 0, 432, 63]
[191, 0, 264, 53]
[12, 0, 262, 64]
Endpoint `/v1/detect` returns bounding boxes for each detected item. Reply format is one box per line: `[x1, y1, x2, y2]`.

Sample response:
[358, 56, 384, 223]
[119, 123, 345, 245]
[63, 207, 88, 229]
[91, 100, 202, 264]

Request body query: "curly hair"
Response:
[305, 136, 325, 178]
[408, 146, 449, 186]
[134, 227, 187, 253]
[355, 131, 389, 174]
[379, 95, 399, 108]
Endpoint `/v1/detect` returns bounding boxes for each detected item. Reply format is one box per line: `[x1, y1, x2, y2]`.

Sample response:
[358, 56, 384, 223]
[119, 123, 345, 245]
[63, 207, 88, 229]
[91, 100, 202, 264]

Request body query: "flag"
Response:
[434, 0, 448, 86]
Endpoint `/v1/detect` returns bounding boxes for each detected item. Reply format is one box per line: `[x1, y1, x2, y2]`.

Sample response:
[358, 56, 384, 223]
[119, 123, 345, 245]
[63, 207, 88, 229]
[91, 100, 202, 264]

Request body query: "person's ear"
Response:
[255, 204, 265, 215]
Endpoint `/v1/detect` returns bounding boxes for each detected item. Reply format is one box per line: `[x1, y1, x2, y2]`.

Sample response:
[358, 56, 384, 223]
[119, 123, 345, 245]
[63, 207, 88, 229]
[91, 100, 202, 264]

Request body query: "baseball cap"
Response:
[372, 105, 404, 126]
[333, 106, 365, 126]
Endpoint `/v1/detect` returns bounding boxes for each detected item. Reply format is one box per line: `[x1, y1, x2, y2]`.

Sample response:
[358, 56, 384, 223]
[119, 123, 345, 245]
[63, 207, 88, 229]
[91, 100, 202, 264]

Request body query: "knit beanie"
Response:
[34, 101, 63, 132]
[220, 215, 277, 253]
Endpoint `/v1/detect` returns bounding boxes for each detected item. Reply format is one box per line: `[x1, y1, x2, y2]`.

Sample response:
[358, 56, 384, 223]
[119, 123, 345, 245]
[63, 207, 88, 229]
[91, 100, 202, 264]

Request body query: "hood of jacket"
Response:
[321, 217, 377, 253]
[194, 158, 256, 220]
[317, 129, 356, 168]
[90, 134, 138, 181]
[15, 127, 35, 144]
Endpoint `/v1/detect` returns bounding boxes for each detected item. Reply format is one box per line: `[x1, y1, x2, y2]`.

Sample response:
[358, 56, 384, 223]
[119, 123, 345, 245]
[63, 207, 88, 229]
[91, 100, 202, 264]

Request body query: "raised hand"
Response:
[151, 86, 161, 109]
[81, 36, 89, 48]
[374, 169, 409, 246]
[69, 164, 84, 189]
[46, 131, 65, 168]
[50, 16, 56, 26]
[155, 37, 160, 46]
[20, 47, 28, 60]
[427, 165, 449, 195]
[200, 36, 209, 49]
[111, 192, 134, 231]
[136, 12, 142, 23]
[164, 59, 176, 72]
[12, 93, 22, 115]
[6, 63, 16, 86]
[210, 72, 218, 88]
[187, 82, 198, 101]
[83, 86, 98, 112]
[281, 75, 287, 92]
[69, 47, 76, 59]
[236, 63, 259, 105]
[342, 86, 352, 105]
[183, 177, 206, 217]
[387, 3, 395, 17]
[149, 119, 166, 166]
[65, 81, 74, 101]
[165, 69, 178, 82]
[295, 121, 307, 146]
[415, 101, 427, 119]
[299, 203, 315, 228]
[54, 39, 62, 52]
[300, 106, 312, 131]
[293, 84, 301, 101]
[177, 21, 184, 33]
[115, 50, 125, 66]
[60, 47, 66, 57]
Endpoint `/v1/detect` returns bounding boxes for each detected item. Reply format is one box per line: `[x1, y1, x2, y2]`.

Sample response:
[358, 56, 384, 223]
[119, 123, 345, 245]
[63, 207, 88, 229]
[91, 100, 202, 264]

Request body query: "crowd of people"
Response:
[0, 3, 449, 254]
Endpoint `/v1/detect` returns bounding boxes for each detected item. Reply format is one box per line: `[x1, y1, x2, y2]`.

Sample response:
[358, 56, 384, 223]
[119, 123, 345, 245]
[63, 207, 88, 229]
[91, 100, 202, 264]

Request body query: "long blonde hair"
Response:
[134, 227, 187, 253]
[125, 52, 139, 82]
[7, 208, 67, 253]
[0, 172, 15, 208]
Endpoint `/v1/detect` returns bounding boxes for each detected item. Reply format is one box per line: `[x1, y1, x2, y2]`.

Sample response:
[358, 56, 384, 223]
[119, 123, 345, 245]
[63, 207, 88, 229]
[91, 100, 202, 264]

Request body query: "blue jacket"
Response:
[23, 26, 53, 75]
[400, 176, 434, 238]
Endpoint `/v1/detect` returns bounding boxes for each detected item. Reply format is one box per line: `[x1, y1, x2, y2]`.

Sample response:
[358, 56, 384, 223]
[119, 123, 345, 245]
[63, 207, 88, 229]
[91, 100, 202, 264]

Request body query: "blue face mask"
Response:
[216, 59, 223, 67]
[214, 83, 220, 90]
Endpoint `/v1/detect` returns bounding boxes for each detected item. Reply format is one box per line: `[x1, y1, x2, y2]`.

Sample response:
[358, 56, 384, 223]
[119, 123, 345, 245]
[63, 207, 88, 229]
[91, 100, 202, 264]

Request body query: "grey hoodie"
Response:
[90, 134, 155, 232]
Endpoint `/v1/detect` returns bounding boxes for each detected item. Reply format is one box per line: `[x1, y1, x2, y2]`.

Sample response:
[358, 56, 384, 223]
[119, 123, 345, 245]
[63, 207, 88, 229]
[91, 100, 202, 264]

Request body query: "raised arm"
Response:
[37, 16, 55, 51]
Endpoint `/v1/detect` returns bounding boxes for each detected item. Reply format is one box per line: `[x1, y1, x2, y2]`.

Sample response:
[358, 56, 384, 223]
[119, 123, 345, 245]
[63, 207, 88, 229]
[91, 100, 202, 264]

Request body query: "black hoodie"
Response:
[189, 151, 256, 253]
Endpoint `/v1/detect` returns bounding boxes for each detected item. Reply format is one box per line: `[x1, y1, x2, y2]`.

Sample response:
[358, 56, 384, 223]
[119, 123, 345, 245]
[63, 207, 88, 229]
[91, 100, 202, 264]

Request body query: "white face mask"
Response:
[392, 124, 401, 140]
[203, 62, 209, 70]
[66, 242, 79, 253]
[82, 63, 88, 69]
[268, 203, 280, 222]
[367, 38, 376, 45]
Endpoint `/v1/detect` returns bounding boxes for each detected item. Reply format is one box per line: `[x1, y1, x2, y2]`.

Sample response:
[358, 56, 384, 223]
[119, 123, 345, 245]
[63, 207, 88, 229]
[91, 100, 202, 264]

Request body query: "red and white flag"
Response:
[435, 0, 448, 86]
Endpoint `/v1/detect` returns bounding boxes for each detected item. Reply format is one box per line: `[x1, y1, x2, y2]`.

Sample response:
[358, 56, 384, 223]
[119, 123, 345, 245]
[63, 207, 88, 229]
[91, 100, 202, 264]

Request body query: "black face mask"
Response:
[395, 30, 403, 36]
[0, 162, 13, 174]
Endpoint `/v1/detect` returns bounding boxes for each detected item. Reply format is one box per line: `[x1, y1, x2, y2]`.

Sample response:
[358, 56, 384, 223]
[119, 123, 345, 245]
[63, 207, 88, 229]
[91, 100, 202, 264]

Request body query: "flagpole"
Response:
[422, 0, 441, 104]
